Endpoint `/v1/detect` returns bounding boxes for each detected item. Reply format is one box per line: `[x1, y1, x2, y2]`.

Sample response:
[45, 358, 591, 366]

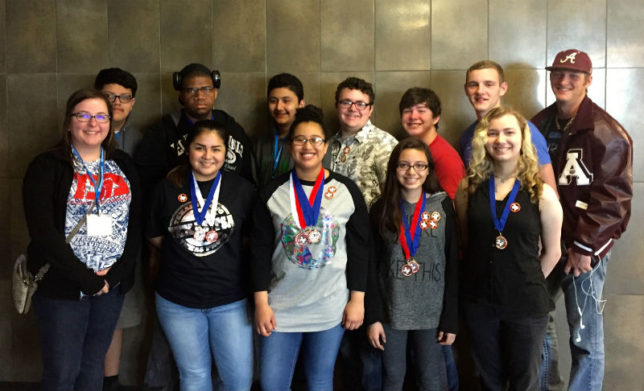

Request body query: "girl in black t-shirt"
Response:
[454, 107, 562, 391]
[147, 120, 255, 391]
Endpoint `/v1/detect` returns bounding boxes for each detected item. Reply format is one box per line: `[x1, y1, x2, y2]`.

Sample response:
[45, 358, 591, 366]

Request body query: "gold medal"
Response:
[495, 234, 508, 250]
[408, 258, 420, 274]
[401, 263, 414, 277]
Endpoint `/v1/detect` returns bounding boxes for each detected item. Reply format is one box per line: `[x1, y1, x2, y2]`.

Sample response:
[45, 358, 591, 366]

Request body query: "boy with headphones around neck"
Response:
[136, 63, 255, 191]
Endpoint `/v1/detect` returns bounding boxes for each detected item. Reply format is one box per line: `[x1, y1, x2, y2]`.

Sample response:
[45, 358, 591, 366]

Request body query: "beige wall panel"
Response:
[503, 68, 547, 118]
[0, 75, 6, 176]
[375, 0, 429, 71]
[375, 0, 431, 71]
[0, 179, 8, 277]
[57, 0, 108, 74]
[266, 0, 320, 73]
[0, 0, 5, 73]
[129, 73, 162, 133]
[7, 74, 58, 177]
[297, 72, 322, 109]
[160, 72, 182, 117]
[489, 0, 546, 68]
[215, 72, 266, 139]
[604, 294, 644, 388]
[607, 0, 644, 67]
[547, 0, 606, 68]
[545, 68, 605, 109]
[6, 0, 56, 73]
[0, 316, 10, 378]
[606, 68, 644, 183]
[160, 0, 212, 73]
[107, 0, 160, 73]
[429, 70, 473, 145]
[606, 183, 644, 294]
[375, 71, 431, 139]
[320, 72, 375, 133]
[321, 0, 374, 72]
[432, 0, 486, 70]
[214, 0, 266, 73]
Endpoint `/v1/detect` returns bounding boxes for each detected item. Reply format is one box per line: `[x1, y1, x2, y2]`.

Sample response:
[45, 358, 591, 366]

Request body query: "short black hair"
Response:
[268, 73, 304, 101]
[94, 68, 138, 97]
[335, 77, 375, 104]
[399, 87, 442, 118]
[288, 105, 329, 140]
[178, 63, 214, 89]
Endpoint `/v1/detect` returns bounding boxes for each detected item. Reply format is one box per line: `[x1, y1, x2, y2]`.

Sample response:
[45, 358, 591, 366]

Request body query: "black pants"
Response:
[463, 302, 547, 391]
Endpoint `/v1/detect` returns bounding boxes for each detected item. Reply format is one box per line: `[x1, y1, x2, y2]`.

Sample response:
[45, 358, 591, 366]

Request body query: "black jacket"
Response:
[23, 145, 142, 299]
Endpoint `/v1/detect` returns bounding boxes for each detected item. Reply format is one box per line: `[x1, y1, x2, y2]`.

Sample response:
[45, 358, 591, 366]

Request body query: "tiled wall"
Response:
[1, 0, 642, 385]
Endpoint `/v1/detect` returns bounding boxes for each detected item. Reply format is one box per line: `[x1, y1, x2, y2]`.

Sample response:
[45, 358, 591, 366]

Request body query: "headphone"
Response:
[172, 68, 221, 91]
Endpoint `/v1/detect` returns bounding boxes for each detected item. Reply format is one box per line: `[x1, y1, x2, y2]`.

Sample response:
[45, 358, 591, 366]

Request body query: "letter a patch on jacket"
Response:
[559, 149, 593, 186]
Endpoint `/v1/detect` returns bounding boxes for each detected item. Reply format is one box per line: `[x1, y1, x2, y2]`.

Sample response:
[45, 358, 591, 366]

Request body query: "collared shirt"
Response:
[323, 121, 398, 209]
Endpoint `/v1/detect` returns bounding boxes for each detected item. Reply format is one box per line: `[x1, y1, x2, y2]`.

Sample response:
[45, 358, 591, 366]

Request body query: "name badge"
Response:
[87, 213, 113, 236]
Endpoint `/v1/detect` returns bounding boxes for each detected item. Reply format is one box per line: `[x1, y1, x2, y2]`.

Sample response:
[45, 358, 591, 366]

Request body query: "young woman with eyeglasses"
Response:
[251, 105, 370, 391]
[145, 120, 256, 391]
[365, 137, 458, 391]
[22, 89, 141, 391]
[454, 107, 562, 391]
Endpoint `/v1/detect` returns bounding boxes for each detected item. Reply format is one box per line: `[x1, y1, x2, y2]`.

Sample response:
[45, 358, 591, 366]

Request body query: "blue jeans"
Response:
[33, 289, 124, 391]
[538, 312, 564, 391]
[381, 326, 447, 391]
[562, 253, 608, 391]
[156, 294, 253, 391]
[260, 323, 345, 391]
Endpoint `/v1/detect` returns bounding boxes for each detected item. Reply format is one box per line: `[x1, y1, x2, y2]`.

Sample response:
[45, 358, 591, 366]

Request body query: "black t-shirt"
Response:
[462, 180, 552, 316]
[147, 170, 256, 308]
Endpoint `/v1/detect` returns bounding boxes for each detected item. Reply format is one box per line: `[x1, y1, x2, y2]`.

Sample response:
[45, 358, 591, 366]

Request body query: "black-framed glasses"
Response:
[183, 86, 215, 95]
[397, 161, 429, 172]
[337, 99, 372, 111]
[292, 136, 326, 146]
[103, 92, 134, 103]
[71, 112, 110, 123]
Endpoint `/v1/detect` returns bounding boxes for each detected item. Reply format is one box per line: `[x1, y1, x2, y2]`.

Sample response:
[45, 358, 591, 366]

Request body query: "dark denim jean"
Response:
[33, 289, 124, 391]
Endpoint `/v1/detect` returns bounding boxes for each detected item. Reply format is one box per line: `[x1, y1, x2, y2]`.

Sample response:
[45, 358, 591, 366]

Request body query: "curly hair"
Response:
[467, 106, 543, 203]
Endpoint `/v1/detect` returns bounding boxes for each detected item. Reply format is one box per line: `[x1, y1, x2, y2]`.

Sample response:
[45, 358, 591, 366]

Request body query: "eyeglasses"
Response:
[337, 99, 372, 111]
[292, 136, 326, 146]
[397, 162, 429, 172]
[183, 86, 215, 95]
[71, 112, 110, 123]
[103, 92, 134, 103]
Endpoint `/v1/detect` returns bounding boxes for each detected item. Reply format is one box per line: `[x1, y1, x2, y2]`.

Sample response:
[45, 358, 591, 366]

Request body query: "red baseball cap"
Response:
[546, 49, 592, 74]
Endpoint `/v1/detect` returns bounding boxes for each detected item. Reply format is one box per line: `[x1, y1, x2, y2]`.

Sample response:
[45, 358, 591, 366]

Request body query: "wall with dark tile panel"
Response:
[0, 0, 642, 386]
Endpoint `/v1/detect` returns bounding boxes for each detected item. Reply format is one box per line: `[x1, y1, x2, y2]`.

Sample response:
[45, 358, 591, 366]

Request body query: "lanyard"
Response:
[190, 171, 222, 226]
[273, 134, 283, 174]
[72, 146, 104, 213]
[289, 168, 325, 229]
[489, 177, 520, 234]
[399, 192, 425, 260]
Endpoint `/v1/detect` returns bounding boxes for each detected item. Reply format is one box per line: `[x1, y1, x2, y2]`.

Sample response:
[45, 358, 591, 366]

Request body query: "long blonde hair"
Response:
[468, 106, 543, 203]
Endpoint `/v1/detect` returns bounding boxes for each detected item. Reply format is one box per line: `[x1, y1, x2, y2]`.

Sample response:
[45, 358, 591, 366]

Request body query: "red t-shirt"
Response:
[428, 135, 465, 199]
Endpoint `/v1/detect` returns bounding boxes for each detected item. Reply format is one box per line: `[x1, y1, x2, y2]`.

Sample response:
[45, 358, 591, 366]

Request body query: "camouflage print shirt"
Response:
[323, 121, 398, 209]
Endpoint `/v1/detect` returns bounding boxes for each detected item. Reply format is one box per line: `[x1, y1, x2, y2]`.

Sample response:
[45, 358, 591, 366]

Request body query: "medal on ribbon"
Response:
[399, 192, 426, 276]
[489, 177, 520, 250]
[289, 168, 325, 246]
[190, 171, 222, 240]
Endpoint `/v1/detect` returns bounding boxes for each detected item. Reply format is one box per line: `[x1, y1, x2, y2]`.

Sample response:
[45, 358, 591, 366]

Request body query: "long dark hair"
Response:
[167, 120, 229, 187]
[61, 89, 115, 160]
[378, 137, 442, 236]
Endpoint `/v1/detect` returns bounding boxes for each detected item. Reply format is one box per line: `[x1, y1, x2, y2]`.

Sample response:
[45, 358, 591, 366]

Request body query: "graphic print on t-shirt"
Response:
[280, 207, 339, 269]
[66, 159, 131, 271]
[168, 201, 234, 257]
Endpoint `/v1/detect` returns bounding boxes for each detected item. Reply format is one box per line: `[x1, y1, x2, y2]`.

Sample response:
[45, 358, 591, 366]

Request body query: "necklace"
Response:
[555, 115, 575, 133]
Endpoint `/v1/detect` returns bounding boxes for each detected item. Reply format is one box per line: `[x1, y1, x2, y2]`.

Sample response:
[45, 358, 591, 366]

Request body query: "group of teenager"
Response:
[22, 48, 632, 391]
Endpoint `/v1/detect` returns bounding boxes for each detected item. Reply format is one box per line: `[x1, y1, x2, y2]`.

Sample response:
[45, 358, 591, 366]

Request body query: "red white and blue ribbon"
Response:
[289, 168, 325, 229]
[399, 192, 426, 260]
